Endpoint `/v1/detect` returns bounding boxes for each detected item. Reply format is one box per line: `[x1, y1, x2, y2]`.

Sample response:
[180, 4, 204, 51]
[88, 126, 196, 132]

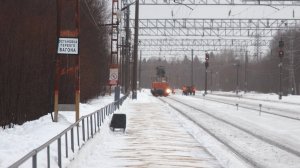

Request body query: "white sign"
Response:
[109, 68, 118, 85]
[57, 38, 78, 54]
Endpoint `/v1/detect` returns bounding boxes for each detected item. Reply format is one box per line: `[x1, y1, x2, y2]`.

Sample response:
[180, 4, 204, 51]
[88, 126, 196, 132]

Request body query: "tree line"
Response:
[0, 0, 110, 127]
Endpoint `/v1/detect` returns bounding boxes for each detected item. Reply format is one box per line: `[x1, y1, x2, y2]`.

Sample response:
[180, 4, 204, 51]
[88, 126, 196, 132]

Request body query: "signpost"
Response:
[54, 0, 80, 123]
[109, 65, 119, 85]
[109, 64, 119, 99]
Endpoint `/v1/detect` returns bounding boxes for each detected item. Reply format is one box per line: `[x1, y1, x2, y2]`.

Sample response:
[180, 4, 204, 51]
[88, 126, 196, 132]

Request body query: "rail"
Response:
[196, 95, 300, 121]
[162, 97, 300, 167]
[9, 94, 129, 168]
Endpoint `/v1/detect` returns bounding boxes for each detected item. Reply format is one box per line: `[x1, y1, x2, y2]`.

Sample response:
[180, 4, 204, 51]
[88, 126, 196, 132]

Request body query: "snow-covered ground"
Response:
[211, 90, 300, 104]
[68, 91, 221, 168]
[0, 95, 115, 167]
[164, 94, 300, 168]
[1, 90, 300, 168]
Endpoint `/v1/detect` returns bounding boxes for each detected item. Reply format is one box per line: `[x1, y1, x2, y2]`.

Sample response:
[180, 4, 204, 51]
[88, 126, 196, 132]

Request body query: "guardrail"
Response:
[9, 94, 128, 168]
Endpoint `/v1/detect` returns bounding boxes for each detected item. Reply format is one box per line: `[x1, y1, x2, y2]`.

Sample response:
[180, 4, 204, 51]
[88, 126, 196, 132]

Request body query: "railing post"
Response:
[32, 153, 37, 168]
[90, 115, 93, 138]
[58, 138, 62, 168]
[71, 128, 74, 152]
[77, 125, 80, 146]
[109, 104, 111, 114]
[106, 106, 108, 116]
[101, 109, 103, 125]
[87, 117, 90, 140]
[107, 104, 109, 114]
[94, 113, 97, 133]
[100, 110, 102, 126]
[103, 107, 106, 121]
[105, 104, 111, 117]
[110, 104, 112, 114]
[65, 133, 68, 158]
[47, 146, 50, 168]
[82, 119, 85, 141]
[97, 111, 100, 129]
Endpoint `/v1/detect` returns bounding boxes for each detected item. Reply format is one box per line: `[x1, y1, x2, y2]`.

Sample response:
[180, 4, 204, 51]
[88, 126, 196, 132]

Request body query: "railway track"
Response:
[194, 95, 300, 121]
[159, 96, 300, 168]
[210, 93, 300, 107]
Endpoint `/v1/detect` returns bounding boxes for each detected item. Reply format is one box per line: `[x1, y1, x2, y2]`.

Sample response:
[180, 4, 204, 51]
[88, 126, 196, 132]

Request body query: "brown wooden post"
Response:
[75, 0, 80, 122]
[53, 58, 61, 122]
[54, 0, 62, 122]
[54, 0, 80, 122]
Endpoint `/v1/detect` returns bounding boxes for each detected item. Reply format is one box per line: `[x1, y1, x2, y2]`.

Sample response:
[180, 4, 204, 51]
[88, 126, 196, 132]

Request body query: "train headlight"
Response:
[166, 88, 171, 94]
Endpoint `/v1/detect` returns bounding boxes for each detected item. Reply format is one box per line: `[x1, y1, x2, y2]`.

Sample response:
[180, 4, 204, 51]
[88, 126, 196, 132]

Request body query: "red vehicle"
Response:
[151, 82, 171, 97]
[151, 66, 172, 97]
[182, 85, 195, 95]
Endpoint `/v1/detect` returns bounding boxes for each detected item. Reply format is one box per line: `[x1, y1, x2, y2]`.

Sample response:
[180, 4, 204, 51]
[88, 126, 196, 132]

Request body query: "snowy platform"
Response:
[68, 92, 222, 168]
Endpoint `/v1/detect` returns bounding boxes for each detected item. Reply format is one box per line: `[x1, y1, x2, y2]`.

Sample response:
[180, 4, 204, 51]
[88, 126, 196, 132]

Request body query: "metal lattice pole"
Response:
[132, 0, 139, 99]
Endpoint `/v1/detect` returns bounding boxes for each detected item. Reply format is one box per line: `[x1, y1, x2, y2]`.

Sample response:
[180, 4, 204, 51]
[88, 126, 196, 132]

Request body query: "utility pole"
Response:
[289, 34, 297, 95]
[205, 68, 208, 95]
[139, 50, 142, 91]
[255, 25, 261, 62]
[132, 0, 139, 99]
[109, 0, 120, 96]
[210, 70, 213, 93]
[278, 38, 284, 100]
[124, 1, 130, 94]
[255, 35, 260, 62]
[235, 62, 240, 95]
[204, 52, 209, 95]
[279, 57, 283, 99]
[244, 51, 248, 93]
[111, 0, 119, 64]
[191, 49, 194, 86]
[121, 37, 125, 93]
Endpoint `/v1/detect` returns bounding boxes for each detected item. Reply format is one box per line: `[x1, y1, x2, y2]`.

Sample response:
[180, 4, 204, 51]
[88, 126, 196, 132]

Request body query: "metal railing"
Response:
[9, 94, 128, 168]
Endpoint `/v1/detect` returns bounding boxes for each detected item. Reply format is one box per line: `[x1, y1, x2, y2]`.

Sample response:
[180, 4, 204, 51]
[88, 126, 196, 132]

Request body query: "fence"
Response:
[9, 94, 128, 168]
